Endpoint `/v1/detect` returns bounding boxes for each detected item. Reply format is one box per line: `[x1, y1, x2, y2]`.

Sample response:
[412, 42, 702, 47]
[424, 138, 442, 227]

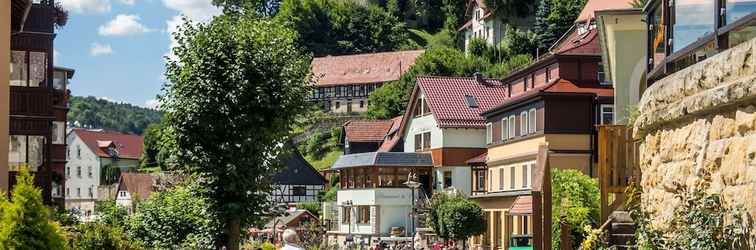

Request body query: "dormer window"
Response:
[464, 95, 478, 108]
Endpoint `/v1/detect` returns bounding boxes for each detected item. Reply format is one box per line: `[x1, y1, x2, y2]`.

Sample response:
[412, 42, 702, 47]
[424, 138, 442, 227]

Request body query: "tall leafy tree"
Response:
[162, 14, 311, 250]
[212, 0, 281, 16]
[534, 0, 587, 51]
[68, 96, 163, 135]
[0, 168, 66, 250]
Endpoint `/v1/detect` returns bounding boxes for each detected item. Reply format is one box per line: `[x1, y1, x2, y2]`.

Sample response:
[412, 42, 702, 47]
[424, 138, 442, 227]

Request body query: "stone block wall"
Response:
[634, 37, 756, 237]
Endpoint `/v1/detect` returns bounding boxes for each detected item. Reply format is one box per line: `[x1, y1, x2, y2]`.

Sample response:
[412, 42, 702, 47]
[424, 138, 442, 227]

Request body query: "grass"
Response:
[305, 149, 343, 171]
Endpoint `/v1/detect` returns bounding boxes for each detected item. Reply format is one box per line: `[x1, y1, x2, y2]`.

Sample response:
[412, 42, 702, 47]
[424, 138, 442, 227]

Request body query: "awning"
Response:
[509, 195, 533, 215]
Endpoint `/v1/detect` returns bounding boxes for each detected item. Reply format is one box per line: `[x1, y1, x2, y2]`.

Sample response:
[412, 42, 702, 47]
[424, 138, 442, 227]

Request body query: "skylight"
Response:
[464, 95, 478, 108]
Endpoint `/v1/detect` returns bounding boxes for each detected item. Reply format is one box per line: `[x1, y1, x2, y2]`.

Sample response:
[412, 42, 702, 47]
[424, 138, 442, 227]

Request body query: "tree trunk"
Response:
[224, 217, 242, 250]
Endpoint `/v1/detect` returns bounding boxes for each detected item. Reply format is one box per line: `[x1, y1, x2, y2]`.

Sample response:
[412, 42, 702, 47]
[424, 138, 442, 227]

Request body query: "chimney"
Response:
[473, 72, 484, 83]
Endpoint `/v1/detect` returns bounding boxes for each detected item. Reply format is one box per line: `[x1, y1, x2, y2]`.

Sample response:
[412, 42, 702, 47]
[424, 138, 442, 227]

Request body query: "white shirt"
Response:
[280, 244, 305, 250]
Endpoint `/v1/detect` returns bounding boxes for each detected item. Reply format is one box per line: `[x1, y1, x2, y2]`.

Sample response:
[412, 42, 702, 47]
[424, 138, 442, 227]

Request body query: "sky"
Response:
[56, 0, 221, 109]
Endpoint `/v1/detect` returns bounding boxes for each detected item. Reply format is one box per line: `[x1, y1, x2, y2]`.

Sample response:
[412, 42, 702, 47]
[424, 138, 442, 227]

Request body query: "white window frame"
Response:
[520, 111, 528, 136]
[499, 168, 504, 190]
[485, 122, 492, 144]
[600, 104, 614, 125]
[508, 115, 516, 139]
[501, 118, 508, 141]
[528, 108, 537, 134]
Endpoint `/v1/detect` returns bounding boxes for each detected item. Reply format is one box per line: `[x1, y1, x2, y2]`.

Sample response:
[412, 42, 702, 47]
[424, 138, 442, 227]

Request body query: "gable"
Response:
[273, 150, 327, 186]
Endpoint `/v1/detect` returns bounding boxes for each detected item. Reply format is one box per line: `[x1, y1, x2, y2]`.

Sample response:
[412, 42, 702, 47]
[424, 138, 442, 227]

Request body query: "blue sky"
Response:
[57, 0, 220, 108]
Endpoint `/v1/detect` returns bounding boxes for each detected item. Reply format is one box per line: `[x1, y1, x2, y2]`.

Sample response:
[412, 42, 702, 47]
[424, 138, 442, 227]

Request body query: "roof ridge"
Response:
[313, 49, 425, 60]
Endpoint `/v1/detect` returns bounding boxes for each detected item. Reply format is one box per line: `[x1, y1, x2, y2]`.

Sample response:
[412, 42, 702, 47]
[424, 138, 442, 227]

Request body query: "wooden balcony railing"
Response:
[597, 125, 640, 222]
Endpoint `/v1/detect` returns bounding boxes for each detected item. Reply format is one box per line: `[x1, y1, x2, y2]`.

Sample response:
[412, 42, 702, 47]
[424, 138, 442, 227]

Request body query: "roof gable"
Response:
[72, 129, 144, 160]
[117, 173, 155, 201]
[274, 149, 327, 185]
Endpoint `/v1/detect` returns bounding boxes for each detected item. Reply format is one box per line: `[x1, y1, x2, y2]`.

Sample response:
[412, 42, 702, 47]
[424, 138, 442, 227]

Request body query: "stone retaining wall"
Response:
[634, 37, 756, 237]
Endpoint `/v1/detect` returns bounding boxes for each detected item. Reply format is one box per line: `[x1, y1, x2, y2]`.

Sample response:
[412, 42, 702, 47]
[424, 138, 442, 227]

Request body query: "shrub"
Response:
[551, 169, 600, 249]
[94, 200, 128, 227]
[68, 223, 143, 250]
[0, 168, 66, 250]
[426, 192, 486, 241]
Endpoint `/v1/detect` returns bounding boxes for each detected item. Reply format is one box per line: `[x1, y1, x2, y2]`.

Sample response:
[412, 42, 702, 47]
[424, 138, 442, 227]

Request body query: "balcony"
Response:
[645, 0, 756, 84]
[10, 87, 53, 117]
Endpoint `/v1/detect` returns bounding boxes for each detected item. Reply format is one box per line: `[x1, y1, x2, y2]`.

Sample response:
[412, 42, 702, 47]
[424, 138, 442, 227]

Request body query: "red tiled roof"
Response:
[576, 0, 634, 23]
[417, 76, 509, 129]
[118, 173, 154, 201]
[311, 50, 424, 87]
[376, 116, 405, 152]
[73, 129, 144, 160]
[344, 120, 395, 142]
[484, 78, 613, 114]
[553, 27, 601, 55]
[466, 152, 487, 165]
[510, 195, 533, 215]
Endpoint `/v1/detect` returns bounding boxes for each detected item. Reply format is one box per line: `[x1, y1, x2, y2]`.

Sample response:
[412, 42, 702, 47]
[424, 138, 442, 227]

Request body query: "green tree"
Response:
[534, 0, 587, 51]
[126, 183, 219, 249]
[94, 200, 128, 227]
[426, 192, 486, 243]
[139, 122, 171, 169]
[366, 45, 489, 119]
[162, 14, 311, 249]
[212, 0, 281, 16]
[551, 169, 600, 250]
[68, 223, 143, 250]
[0, 168, 66, 250]
[68, 96, 163, 135]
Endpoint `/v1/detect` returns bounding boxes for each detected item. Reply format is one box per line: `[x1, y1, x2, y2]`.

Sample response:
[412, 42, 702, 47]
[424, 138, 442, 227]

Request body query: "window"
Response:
[342, 207, 351, 223]
[10, 51, 46, 87]
[475, 10, 480, 20]
[443, 171, 452, 188]
[528, 108, 536, 134]
[87, 166, 92, 178]
[66, 188, 70, 197]
[415, 96, 431, 117]
[119, 191, 127, 198]
[649, 4, 666, 69]
[335, 101, 341, 110]
[423, 132, 431, 150]
[66, 167, 70, 177]
[414, 134, 422, 152]
[88, 186, 93, 198]
[499, 168, 504, 190]
[501, 118, 508, 140]
[520, 111, 528, 136]
[52, 121, 65, 144]
[598, 62, 608, 84]
[77, 145, 81, 159]
[76, 166, 81, 177]
[673, 0, 716, 53]
[485, 123, 492, 144]
[522, 216, 529, 235]
[545, 66, 551, 82]
[523, 77, 529, 90]
[600, 104, 614, 125]
[509, 116, 516, 138]
[510, 167, 516, 189]
[357, 206, 370, 224]
[522, 165, 529, 188]
[76, 188, 81, 197]
[359, 101, 364, 108]
[415, 132, 432, 151]
[8, 135, 45, 170]
[292, 186, 306, 196]
[465, 95, 478, 108]
[477, 171, 485, 191]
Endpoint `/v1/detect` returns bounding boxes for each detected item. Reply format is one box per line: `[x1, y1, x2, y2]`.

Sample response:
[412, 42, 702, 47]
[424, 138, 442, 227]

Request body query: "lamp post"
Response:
[342, 200, 354, 249]
[404, 173, 422, 244]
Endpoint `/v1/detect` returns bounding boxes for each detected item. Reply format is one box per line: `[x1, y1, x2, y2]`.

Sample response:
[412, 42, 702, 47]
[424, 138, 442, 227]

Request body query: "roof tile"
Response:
[417, 76, 509, 128]
[311, 50, 424, 86]
[73, 129, 144, 160]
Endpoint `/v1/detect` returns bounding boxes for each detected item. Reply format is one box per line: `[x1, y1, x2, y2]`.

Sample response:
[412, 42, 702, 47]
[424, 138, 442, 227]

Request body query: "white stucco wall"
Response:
[434, 166, 472, 196]
[336, 188, 415, 236]
[403, 114, 443, 152]
[442, 128, 486, 148]
[64, 134, 101, 216]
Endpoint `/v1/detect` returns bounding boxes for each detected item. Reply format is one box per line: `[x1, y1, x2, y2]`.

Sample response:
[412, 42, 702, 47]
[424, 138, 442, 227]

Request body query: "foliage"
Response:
[484, 0, 536, 18]
[629, 0, 648, 8]
[551, 169, 600, 250]
[140, 123, 163, 169]
[261, 242, 276, 250]
[0, 168, 66, 250]
[579, 224, 608, 250]
[163, 14, 311, 249]
[632, 189, 754, 250]
[425, 192, 486, 241]
[296, 202, 322, 218]
[52, 208, 80, 227]
[126, 182, 219, 249]
[500, 26, 538, 57]
[212, 0, 281, 16]
[304, 150, 343, 171]
[67, 223, 143, 250]
[485, 54, 533, 78]
[624, 104, 640, 126]
[68, 96, 163, 135]
[322, 186, 338, 202]
[94, 200, 128, 227]
[534, 0, 587, 51]
[276, 0, 412, 56]
[366, 45, 489, 119]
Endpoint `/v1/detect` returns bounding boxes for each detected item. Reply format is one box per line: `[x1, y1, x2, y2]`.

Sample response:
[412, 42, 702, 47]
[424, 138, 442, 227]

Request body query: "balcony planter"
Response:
[53, 3, 68, 28]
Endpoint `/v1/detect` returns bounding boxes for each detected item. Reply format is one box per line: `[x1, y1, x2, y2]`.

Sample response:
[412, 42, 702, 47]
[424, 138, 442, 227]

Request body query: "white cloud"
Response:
[119, 0, 135, 5]
[97, 96, 117, 102]
[60, 0, 111, 13]
[90, 43, 114, 56]
[144, 99, 160, 109]
[99, 14, 155, 36]
[162, 0, 220, 21]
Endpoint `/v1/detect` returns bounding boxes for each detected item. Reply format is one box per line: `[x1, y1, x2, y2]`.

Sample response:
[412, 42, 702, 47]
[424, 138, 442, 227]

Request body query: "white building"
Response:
[458, 0, 534, 51]
[396, 76, 509, 196]
[115, 172, 155, 214]
[326, 152, 433, 246]
[64, 129, 143, 218]
[270, 149, 327, 205]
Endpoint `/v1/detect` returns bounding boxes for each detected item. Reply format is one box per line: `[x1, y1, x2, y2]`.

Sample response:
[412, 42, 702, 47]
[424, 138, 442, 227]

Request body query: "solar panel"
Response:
[464, 95, 478, 108]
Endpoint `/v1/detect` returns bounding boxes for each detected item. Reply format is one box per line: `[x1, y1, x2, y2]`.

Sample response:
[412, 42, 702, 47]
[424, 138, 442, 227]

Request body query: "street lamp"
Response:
[342, 200, 354, 248]
[404, 173, 422, 243]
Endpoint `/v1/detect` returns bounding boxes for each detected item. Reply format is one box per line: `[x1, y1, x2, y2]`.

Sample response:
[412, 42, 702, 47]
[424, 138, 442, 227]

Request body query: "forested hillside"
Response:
[68, 96, 163, 135]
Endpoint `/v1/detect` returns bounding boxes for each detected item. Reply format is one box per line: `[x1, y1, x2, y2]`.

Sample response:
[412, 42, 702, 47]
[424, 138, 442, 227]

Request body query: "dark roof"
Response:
[311, 50, 424, 87]
[117, 173, 155, 201]
[72, 129, 144, 160]
[274, 150, 327, 186]
[414, 76, 509, 129]
[331, 152, 433, 170]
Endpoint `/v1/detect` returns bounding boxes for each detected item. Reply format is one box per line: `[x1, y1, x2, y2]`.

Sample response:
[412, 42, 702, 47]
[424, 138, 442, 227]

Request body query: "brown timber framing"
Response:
[531, 143, 551, 250]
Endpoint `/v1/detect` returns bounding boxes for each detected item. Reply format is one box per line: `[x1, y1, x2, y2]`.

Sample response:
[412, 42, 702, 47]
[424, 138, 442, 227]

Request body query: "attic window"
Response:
[464, 95, 478, 108]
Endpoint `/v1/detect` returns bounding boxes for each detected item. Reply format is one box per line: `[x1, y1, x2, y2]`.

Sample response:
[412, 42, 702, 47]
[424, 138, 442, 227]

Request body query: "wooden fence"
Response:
[532, 143, 552, 250]
[597, 125, 640, 222]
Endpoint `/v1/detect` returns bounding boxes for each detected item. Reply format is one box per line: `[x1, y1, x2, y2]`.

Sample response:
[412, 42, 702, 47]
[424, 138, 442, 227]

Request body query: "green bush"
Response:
[297, 202, 322, 218]
[551, 169, 600, 250]
[68, 223, 143, 250]
[426, 192, 486, 241]
[0, 168, 66, 250]
[94, 200, 128, 227]
[261, 242, 276, 250]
